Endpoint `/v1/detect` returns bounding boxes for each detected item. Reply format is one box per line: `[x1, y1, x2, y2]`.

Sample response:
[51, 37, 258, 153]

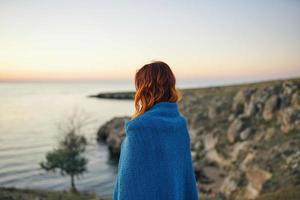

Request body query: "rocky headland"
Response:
[96, 77, 300, 200]
[89, 91, 134, 100]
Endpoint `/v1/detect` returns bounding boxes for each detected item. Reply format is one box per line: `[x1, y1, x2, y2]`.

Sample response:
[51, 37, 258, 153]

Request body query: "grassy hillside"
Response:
[0, 187, 112, 200]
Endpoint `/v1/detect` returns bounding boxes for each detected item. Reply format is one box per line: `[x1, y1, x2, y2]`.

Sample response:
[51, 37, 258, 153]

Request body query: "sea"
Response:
[0, 80, 207, 197]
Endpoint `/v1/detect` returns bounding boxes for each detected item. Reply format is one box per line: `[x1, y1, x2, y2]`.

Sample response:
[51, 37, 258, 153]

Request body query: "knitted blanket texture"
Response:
[113, 101, 199, 200]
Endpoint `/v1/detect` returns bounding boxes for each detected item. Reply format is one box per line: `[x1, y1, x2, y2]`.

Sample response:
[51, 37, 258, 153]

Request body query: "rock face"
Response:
[97, 116, 130, 158]
[232, 88, 255, 114]
[244, 167, 272, 199]
[219, 171, 241, 198]
[279, 107, 300, 133]
[263, 95, 280, 121]
[180, 79, 300, 200]
[227, 118, 246, 143]
[97, 78, 300, 200]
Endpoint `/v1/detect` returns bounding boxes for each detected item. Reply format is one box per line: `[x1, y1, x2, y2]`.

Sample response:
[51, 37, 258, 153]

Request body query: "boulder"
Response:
[203, 134, 218, 151]
[227, 118, 245, 143]
[208, 99, 223, 119]
[263, 127, 276, 141]
[232, 88, 256, 114]
[228, 113, 235, 122]
[191, 151, 197, 161]
[240, 128, 252, 140]
[194, 140, 204, 151]
[291, 91, 300, 107]
[240, 152, 256, 171]
[254, 87, 273, 103]
[202, 134, 231, 167]
[244, 95, 258, 117]
[220, 171, 242, 198]
[97, 116, 129, 141]
[262, 95, 280, 121]
[230, 141, 251, 162]
[97, 116, 130, 157]
[285, 151, 300, 169]
[193, 162, 213, 184]
[282, 81, 298, 95]
[107, 134, 122, 156]
[279, 107, 300, 133]
[244, 167, 272, 199]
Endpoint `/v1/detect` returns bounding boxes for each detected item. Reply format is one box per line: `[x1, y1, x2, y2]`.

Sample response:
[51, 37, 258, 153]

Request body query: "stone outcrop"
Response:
[96, 77, 300, 200]
[97, 116, 130, 158]
[263, 95, 280, 121]
[244, 167, 272, 199]
[279, 106, 300, 133]
[219, 171, 242, 198]
[291, 91, 300, 106]
[227, 118, 246, 143]
[232, 88, 256, 115]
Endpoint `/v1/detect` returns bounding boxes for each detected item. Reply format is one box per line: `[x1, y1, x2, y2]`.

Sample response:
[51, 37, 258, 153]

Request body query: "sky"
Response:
[0, 0, 299, 84]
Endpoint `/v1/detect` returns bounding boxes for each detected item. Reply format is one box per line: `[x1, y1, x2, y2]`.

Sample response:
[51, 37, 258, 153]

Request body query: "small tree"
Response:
[40, 108, 91, 192]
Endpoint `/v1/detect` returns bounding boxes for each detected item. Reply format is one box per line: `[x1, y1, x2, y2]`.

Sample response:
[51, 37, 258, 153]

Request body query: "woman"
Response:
[113, 61, 199, 200]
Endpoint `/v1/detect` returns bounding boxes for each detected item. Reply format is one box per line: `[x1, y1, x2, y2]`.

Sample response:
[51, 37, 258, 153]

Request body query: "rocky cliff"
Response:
[97, 77, 300, 200]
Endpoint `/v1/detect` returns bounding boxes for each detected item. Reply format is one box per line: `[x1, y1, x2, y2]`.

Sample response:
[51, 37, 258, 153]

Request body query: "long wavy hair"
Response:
[131, 61, 182, 119]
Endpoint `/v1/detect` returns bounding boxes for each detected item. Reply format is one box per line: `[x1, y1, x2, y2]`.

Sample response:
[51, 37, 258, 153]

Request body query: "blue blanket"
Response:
[113, 101, 199, 200]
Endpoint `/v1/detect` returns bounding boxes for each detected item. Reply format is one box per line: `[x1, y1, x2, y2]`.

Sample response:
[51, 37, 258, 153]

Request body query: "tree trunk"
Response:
[70, 174, 77, 192]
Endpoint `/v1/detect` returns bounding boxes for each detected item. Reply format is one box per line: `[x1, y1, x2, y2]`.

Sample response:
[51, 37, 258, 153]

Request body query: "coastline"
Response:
[89, 77, 300, 100]
[95, 76, 300, 200]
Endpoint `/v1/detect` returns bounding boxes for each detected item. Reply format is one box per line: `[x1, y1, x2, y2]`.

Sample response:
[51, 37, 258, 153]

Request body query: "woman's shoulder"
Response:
[124, 111, 155, 133]
[125, 110, 188, 135]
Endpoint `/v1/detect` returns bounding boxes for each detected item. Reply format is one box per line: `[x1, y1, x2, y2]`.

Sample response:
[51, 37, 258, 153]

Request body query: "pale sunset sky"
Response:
[0, 0, 299, 83]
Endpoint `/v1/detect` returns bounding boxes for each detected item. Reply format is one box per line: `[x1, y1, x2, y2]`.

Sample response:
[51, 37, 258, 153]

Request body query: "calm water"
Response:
[0, 79, 225, 197]
[0, 81, 135, 197]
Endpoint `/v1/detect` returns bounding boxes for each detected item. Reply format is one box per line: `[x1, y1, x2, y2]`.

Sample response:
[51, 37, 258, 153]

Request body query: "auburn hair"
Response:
[131, 61, 182, 119]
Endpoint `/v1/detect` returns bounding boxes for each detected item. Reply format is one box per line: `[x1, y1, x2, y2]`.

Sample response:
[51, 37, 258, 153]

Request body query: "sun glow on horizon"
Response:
[0, 0, 299, 83]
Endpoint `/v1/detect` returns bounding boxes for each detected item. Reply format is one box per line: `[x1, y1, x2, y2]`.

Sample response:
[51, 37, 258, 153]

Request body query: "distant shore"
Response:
[88, 77, 300, 100]
[89, 91, 134, 100]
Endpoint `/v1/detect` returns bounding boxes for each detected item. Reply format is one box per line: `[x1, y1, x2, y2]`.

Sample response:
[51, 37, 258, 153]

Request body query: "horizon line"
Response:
[1, 75, 299, 90]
